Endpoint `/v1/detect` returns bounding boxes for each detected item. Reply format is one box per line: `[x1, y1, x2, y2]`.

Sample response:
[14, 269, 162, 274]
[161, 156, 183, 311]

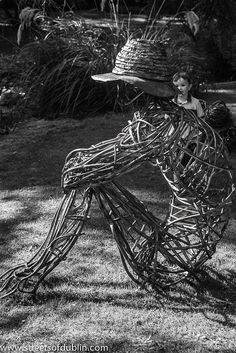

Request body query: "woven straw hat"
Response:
[92, 38, 177, 97]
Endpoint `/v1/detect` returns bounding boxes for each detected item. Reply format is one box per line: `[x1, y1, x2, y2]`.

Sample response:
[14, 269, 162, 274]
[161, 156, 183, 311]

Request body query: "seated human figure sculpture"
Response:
[0, 39, 234, 298]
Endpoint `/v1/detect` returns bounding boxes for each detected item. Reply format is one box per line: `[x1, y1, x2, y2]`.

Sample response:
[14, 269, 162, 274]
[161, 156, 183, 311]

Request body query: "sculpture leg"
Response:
[0, 188, 92, 298]
[94, 181, 194, 291]
[0, 116, 158, 298]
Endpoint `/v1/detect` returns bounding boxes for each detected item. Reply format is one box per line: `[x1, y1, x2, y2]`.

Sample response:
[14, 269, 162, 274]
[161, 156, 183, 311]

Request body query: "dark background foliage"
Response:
[0, 0, 235, 125]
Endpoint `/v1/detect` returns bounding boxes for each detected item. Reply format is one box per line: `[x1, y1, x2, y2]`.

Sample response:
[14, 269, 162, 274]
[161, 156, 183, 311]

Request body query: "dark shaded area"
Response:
[104, 338, 235, 353]
[0, 114, 170, 193]
[0, 24, 18, 54]
[0, 311, 30, 330]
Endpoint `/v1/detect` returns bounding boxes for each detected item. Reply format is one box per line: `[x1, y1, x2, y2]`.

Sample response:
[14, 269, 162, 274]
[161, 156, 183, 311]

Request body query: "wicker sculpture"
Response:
[0, 39, 234, 298]
[205, 100, 236, 152]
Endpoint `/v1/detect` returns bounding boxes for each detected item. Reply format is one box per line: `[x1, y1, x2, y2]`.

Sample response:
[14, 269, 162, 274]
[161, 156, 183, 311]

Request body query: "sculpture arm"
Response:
[61, 113, 176, 189]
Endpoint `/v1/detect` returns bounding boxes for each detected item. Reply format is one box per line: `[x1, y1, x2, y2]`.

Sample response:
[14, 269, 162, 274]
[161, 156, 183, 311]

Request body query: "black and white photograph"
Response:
[0, 1, 236, 352]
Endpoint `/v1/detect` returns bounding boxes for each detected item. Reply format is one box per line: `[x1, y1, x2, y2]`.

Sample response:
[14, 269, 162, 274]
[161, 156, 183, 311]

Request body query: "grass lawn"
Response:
[0, 112, 236, 353]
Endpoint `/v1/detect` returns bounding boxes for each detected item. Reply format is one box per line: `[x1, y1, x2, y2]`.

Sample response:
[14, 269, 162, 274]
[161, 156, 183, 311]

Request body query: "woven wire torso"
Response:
[61, 98, 234, 288]
[0, 98, 234, 296]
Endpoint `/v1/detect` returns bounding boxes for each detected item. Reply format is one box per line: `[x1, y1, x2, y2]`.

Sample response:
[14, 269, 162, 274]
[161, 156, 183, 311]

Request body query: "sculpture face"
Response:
[173, 78, 192, 101]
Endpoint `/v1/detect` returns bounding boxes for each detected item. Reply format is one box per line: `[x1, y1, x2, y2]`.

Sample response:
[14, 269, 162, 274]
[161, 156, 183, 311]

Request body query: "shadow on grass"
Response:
[162, 267, 236, 329]
[0, 311, 30, 330]
[104, 337, 235, 353]
[29, 266, 236, 331]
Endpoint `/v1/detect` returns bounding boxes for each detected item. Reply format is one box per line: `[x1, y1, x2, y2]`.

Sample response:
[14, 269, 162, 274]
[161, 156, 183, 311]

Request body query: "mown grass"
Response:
[0, 112, 236, 352]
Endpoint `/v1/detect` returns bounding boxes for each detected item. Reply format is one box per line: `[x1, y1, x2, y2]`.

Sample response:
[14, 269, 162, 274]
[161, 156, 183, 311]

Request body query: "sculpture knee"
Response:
[61, 149, 94, 190]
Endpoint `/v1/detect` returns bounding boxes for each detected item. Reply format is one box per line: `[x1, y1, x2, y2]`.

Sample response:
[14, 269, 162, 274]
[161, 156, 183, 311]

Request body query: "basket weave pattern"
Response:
[112, 39, 171, 81]
[0, 100, 234, 296]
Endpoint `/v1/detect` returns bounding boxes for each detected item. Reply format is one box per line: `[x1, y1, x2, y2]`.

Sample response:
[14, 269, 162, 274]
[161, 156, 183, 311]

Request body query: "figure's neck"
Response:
[177, 95, 188, 104]
[176, 93, 191, 104]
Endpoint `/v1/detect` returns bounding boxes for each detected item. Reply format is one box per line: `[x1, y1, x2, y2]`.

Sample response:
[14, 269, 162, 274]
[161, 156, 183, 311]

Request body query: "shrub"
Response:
[17, 15, 129, 119]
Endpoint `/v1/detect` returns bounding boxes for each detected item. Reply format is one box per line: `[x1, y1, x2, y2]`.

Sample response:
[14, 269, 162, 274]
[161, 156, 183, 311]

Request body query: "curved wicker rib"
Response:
[0, 99, 234, 296]
[0, 188, 92, 298]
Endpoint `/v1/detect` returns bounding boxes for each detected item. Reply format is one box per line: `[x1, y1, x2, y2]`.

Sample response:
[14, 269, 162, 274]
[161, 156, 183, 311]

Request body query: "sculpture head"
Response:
[92, 38, 178, 98]
[172, 71, 193, 102]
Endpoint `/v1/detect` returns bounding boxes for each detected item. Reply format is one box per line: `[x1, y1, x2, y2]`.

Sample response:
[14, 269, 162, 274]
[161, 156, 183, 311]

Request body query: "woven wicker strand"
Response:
[112, 38, 171, 81]
[0, 99, 234, 297]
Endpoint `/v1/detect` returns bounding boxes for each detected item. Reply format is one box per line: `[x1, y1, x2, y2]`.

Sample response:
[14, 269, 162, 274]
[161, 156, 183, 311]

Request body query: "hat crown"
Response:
[112, 38, 170, 81]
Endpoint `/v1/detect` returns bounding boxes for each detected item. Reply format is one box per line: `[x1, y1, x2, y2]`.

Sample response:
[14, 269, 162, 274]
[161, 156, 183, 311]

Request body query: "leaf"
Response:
[185, 11, 200, 36]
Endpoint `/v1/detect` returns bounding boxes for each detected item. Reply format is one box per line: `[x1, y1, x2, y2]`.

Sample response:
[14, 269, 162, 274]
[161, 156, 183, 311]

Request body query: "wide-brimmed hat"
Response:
[92, 38, 177, 97]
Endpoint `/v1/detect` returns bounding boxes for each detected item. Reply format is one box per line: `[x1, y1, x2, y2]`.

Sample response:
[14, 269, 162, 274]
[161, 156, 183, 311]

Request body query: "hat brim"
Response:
[91, 73, 178, 97]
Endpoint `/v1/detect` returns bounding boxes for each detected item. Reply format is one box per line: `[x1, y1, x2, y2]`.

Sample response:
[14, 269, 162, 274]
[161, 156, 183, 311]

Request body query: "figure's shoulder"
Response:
[191, 96, 206, 109]
[191, 96, 201, 105]
[192, 97, 207, 110]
